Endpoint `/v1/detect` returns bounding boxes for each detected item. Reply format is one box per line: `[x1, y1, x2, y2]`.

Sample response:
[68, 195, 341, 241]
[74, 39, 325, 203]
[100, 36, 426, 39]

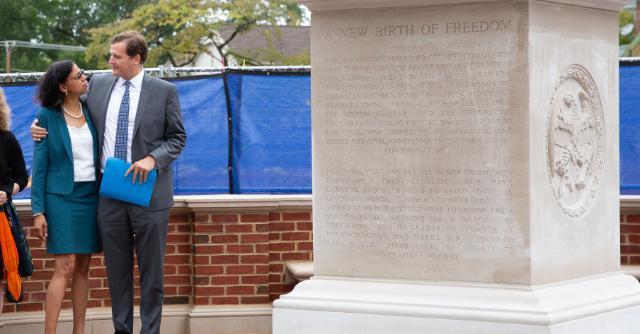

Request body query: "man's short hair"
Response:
[111, 31, 148, 64]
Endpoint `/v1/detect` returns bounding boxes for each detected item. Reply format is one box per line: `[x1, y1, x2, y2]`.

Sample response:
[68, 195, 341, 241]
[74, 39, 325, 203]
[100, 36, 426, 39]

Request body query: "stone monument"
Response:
[273, 0, 640, 333]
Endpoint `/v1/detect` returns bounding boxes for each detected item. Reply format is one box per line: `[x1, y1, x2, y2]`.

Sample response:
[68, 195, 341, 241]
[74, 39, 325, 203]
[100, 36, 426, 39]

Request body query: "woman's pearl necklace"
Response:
[62, 103, 83, 119]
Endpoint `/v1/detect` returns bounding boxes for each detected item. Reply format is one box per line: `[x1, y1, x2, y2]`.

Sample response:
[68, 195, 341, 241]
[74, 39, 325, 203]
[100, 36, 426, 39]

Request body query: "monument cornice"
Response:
[299, 0, 627, 12]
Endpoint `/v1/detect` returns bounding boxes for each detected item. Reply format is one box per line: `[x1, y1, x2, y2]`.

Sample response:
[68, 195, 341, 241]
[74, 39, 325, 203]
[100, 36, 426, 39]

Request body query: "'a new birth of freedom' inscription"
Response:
[312, 3, 531, 283]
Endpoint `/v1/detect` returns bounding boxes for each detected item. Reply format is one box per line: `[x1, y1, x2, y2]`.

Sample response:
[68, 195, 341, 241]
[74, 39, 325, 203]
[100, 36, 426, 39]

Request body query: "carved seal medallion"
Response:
[547, 65, 604, 218]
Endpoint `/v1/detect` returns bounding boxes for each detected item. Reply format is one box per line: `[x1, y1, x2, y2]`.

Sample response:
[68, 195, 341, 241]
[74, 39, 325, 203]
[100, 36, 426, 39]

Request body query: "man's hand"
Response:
[12, 183, 19, 196]
[34, 215, 47, 241]
[125, 156, 156, 184]
[31, 119, 48, 142]
[0, 190, 7, 205]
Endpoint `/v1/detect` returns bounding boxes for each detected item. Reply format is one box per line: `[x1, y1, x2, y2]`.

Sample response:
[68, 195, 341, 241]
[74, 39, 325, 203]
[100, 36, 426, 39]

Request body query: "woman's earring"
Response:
[64, 91, 68, 96]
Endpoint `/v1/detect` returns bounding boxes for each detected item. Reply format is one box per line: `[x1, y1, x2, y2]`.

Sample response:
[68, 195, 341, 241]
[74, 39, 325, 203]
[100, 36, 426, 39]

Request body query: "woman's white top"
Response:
[67, 122, 96, 182]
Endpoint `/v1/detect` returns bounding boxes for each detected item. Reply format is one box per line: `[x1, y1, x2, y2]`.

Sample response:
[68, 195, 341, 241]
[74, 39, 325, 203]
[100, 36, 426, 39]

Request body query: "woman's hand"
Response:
[12, 183, 19, 196]
[0, 190, 7, 205]
[34, 215, 47, 241]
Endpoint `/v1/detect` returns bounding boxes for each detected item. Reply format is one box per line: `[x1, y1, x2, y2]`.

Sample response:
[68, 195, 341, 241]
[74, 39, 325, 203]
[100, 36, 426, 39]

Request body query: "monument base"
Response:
[273, 272, 640, 333]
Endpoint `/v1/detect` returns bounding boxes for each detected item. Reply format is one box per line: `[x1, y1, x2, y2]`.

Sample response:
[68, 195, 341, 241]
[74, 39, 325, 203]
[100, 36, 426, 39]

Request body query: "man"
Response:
[33, 31, 186, 334]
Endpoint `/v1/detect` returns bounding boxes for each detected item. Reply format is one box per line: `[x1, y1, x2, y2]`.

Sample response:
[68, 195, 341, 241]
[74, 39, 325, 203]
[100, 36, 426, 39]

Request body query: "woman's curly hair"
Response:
[0, 87, 11, 131]
[37, 60, 74, 110]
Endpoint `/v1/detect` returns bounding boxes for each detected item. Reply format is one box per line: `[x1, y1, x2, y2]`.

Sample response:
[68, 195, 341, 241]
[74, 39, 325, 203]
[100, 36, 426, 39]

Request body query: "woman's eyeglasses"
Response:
[69, 69, 85, 81]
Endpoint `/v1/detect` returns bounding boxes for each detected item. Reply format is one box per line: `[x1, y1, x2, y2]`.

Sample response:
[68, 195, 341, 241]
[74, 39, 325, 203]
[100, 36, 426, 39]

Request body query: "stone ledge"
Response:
[620, 195, 640, 214]
[13, 194, 312, 214]
[0, 304, 272, 334]
[285, 261, 314, 282]
[623, 265, 640, 280]
[188, 304, 273, 318]
[621, 195, 640, 209]
[15, 194, 638, 213]
[178, 194, 312, 213]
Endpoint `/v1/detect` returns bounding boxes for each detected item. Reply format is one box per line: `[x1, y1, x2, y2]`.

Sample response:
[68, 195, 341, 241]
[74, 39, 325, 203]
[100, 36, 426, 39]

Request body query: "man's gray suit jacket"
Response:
[85, 72, 187, 210]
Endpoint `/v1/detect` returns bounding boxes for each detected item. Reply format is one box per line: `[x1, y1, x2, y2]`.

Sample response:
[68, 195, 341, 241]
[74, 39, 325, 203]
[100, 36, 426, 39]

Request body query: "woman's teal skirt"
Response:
[45, 181, 101, 254]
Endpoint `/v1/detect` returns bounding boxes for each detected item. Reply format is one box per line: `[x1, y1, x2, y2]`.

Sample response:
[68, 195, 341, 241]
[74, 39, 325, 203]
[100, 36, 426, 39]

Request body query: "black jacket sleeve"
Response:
[4, 132, 28, 199]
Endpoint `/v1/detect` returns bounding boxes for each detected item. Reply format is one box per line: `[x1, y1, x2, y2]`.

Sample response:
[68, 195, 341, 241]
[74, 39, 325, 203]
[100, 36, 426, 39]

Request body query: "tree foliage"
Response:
[0, 0, 151, 72]
[86, 0, 307, 69]
[620, 9, 636, 56]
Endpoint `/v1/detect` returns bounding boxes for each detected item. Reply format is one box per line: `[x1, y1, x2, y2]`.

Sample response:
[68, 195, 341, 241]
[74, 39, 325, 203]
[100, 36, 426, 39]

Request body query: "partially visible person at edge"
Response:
[31, 60, 101, 334]
[32, 31, 187, 334]
[0, 86, 29, 313]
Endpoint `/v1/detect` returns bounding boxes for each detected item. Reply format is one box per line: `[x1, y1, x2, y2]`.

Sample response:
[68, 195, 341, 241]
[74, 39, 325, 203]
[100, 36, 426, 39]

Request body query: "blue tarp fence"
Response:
[5, 62, 640, 197]
[620, 61, 640, 195]
[2, 69, 311, 198]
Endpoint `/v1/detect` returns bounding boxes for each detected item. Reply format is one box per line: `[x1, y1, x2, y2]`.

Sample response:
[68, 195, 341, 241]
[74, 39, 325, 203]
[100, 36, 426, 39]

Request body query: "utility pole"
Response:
[637, 0, 640, 40]
[4, 41, 12, 74]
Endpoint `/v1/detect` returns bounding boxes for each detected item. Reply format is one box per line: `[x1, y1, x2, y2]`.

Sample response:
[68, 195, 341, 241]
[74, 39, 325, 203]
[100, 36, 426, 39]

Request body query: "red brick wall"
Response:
[9, 199, 637, 313]
[192, 211, 313, 305]
[4, 200, 312, 313]
[268, 212, 313, 301]
[621, 212, 640, 265]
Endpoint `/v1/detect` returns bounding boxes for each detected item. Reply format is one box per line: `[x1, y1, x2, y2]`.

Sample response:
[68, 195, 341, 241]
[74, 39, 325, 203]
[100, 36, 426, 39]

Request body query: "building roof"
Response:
[218, 25, 310, 62]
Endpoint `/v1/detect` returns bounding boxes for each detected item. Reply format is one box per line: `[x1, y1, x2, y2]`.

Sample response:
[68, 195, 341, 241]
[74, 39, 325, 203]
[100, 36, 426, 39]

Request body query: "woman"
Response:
[0, 86, 29, 311]
[32, 60, 101, 334]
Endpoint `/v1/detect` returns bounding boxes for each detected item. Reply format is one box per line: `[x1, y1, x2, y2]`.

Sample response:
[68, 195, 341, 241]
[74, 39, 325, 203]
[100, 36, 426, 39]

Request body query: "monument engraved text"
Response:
[314, 10, 527, 277]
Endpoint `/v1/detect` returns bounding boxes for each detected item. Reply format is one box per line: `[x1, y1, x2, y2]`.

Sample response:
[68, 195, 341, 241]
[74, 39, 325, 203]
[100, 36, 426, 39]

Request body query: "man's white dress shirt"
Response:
[101, 69, 144, 170]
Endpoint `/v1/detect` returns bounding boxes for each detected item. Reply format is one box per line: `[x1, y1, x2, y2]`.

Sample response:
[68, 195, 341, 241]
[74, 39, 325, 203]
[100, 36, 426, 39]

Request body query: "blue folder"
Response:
[99, 158, 157, 207]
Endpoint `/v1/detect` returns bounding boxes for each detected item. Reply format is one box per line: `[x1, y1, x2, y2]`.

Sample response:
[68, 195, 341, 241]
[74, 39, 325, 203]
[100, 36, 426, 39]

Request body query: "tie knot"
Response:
[124, 80, 131, 88]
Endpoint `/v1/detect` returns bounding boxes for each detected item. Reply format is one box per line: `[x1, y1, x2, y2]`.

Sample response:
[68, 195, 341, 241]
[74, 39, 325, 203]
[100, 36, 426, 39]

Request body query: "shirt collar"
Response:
[117, 68, 145, 89]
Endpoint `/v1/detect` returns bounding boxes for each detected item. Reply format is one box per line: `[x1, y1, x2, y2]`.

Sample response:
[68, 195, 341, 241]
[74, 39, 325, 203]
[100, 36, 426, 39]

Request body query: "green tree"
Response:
[0, 0, 151, 72]
[620, 10, 635, 47]
[620, 9, 637, 56]
[86, 0, 307, 68]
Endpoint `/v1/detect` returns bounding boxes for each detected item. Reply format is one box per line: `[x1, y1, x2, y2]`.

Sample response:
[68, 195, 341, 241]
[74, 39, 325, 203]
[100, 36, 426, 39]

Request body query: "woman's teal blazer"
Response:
[31, 104, 99, 215]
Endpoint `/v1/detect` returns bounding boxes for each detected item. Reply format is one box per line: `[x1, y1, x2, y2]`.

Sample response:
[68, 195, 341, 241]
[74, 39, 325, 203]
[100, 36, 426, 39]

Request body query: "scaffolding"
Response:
[1, 40, 87, 74]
